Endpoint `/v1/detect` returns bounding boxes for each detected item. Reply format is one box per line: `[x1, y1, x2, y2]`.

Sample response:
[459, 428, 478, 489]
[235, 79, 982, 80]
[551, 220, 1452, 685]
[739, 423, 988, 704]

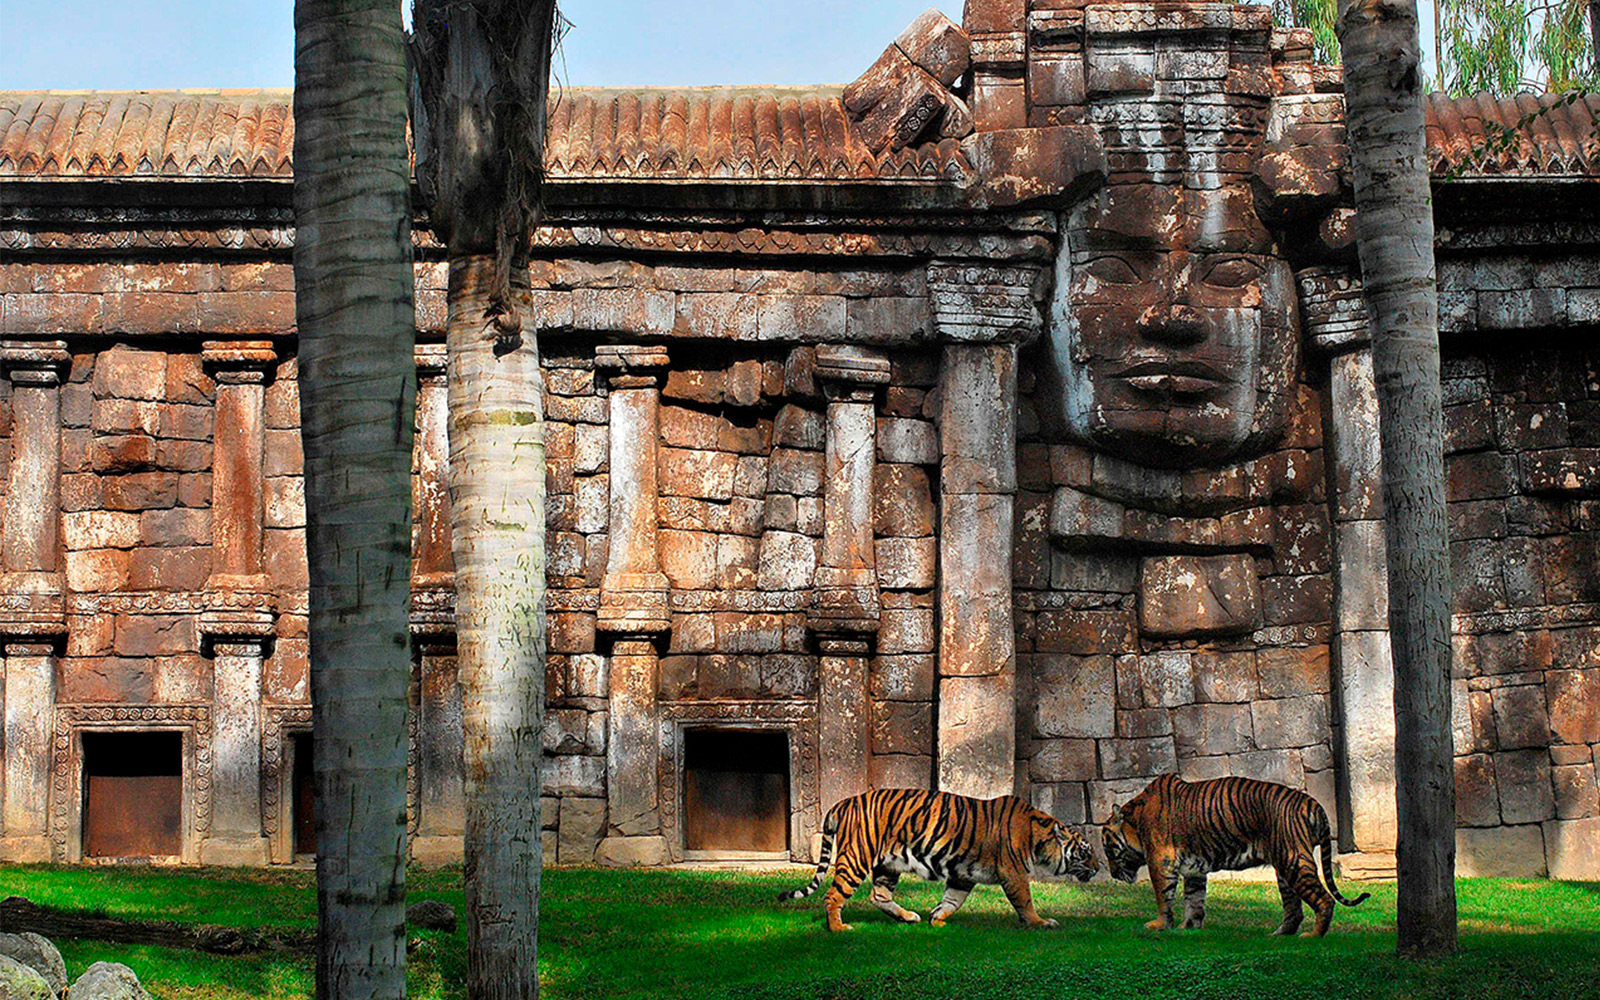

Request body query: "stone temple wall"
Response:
[1, 0, 1598, 876]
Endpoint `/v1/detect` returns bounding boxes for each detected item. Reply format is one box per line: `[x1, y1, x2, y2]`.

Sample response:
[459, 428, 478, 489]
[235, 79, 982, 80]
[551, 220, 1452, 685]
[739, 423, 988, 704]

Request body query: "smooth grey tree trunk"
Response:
[447, 254, 545, 1000]
[292, 2, 416, 996]
[409, 4, 557, 996]
[1337, 0, 1458, 959]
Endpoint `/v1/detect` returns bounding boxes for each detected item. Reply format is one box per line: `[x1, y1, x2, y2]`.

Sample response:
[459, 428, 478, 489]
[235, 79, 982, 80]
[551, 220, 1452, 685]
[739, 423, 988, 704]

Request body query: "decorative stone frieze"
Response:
[928, 263, 1047, 344]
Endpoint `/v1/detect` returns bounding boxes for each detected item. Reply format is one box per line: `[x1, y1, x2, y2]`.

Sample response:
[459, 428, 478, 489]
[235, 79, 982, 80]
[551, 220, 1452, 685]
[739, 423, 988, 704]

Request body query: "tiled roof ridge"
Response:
[0, 86, 968, 184]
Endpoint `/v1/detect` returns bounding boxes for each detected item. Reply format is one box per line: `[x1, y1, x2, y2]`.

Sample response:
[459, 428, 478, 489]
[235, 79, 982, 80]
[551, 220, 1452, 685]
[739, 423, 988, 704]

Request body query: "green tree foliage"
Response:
[1439, 0, 1598, 93]
[1274, 0, 1344, 63]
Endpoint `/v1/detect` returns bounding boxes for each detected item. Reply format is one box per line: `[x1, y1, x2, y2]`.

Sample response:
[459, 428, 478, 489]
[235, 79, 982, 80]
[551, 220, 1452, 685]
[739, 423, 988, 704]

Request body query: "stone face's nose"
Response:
[1138, 302, 1209, 346]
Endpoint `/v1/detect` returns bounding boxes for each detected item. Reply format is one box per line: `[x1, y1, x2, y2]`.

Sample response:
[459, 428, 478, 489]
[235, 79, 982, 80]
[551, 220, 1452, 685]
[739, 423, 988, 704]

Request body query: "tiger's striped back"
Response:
[779, 788, 1099, 931]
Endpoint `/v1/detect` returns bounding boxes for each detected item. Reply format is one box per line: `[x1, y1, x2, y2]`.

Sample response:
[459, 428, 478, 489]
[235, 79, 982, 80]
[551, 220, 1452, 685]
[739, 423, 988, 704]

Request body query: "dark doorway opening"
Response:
[82, 731, 183, 859]
[683, 729, 789, 854]
[291, 732, 315, 856]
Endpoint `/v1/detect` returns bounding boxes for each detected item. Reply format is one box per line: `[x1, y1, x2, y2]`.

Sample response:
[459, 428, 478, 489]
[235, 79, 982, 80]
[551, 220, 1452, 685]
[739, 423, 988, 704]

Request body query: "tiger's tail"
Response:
[1312, 802, 1371, 907]
[777, 803, 839, 902]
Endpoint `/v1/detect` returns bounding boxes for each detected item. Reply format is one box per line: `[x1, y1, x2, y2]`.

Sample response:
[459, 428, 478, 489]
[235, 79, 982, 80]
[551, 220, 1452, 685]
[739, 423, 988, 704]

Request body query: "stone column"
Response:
[409, 343, 463, 863]
[204, 340, 275, 591]
[594, 344, 671, 868]
[198, 340, 275, 866]
[808, 346, 889, 809]
[411, 344, 454, 589]
[927, 262, 1041, 800]
[0, 341, 70, 862]
[199, 608, 274, 865]
[1300, 267, 1397, 857]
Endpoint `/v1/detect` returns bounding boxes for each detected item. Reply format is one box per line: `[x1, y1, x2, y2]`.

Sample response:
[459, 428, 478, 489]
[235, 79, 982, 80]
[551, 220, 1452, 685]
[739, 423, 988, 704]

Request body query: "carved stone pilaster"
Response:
[197, 605, 274, 866]
[203, 340, 276, 592]
[594, 345, 670, 860]
[411, 343, 455, 593]
[936, 341, 1019, 799]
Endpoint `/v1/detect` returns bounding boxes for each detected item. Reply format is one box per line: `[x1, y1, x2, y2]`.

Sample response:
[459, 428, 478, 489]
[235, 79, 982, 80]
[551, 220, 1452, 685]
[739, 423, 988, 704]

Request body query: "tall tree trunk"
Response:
[409, 4, 559, 997]
[448, 256, 545, 1000]
[292, 1, 416, 997]
[1337, 0, 1458, 960]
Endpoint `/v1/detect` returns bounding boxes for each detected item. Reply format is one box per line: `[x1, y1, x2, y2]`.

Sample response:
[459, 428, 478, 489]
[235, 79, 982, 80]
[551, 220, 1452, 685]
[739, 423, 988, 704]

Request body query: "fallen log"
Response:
[0, 896, 313, 954]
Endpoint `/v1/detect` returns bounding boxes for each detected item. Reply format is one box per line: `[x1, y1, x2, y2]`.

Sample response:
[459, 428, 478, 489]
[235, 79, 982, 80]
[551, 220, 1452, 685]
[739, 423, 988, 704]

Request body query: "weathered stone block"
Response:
[1137, 651, 1195, 708]
[1031, 782, 1087, 825]
[940, 493, 1014, 676]
[1172, 702, 1253, 757]
[756, 531, 818, 591]
[768, 448, 824, 496]
[1029, 738, 1098, 782]
[1552, 764, 1597, 819]
[938, 672, 1017, 798]
[879, 607, 936, 655]
[1116, 708, 1173, 739]
[872, 653, 936, 701]
[1099, 736, 1176, 780]
[1544, 817, 1600, 879]
[1546, 668, 1600, 744]
[873, 700, 934, 756]
[548, 612, 596, 654]
[874, 464, 935, 537]
[1491, 684, 1551, 750]
[1231, 748, 1304, 788]
[1455, 753, 1501, 827]
[557, 796, 606, 864]
[64, 510, 140, 549]
[875, 536, 937, 590]
[895, 8, 970, 88]
[774, 404, 825, 450]
[93, 346, 167, 401]
[1050, 485, 1124, 541]
[1192, 650, 1258, 703]
[1495, 749, 1555, 824]
[877, 417, 939, 465]
[1457, 825, 1547, 878]
[1251, 695, 1329, 750]
[659, 530, 719, 590]
[1033, 609, 1135, 655]
[1139, 554, 1261, 638]
[1032, 654, 1116, 739]
[659, 448, 736, 501]
[870, 754, 934, 790]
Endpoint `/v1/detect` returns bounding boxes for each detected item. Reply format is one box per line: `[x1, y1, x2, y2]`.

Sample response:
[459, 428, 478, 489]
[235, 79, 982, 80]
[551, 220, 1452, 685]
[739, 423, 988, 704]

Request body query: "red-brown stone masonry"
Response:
[1443, 346, 1600, 834]
[1013, 355, 1337, 829]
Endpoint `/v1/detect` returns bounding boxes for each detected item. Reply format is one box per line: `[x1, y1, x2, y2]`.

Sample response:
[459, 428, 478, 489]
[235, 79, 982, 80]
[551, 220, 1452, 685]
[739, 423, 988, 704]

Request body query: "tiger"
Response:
[1101, 774, 1371, 937]
[778, 788, 1100, 932]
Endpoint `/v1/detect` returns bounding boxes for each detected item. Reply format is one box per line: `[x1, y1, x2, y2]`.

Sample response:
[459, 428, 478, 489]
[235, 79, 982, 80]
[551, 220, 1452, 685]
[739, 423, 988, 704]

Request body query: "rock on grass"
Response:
[0, 933, 66, 996]
[65, 962, 150, 1000]
[0, 954, 51, 1000]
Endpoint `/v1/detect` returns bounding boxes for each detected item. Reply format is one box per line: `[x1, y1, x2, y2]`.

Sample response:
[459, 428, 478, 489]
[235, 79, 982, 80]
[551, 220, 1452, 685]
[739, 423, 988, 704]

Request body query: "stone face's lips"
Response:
[1113, 359, 1230, 398]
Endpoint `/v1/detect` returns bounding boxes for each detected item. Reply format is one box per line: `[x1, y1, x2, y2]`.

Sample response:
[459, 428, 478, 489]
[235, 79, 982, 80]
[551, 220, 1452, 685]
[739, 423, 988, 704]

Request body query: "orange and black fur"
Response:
[1101, 775, 1370, 936]
[779, 788, 1100, 932]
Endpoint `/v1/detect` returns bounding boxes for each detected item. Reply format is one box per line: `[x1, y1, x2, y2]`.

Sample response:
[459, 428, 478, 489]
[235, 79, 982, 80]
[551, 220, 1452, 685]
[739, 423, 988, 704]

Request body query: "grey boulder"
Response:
[0, 934, 66, 997]
[0, 954, 51, 1000]
[65, 963, 151, 1000]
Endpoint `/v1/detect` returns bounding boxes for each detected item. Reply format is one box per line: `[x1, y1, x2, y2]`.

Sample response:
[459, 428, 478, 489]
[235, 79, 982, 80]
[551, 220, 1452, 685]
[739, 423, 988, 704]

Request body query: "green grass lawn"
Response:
[1, 865, 1594, 1000]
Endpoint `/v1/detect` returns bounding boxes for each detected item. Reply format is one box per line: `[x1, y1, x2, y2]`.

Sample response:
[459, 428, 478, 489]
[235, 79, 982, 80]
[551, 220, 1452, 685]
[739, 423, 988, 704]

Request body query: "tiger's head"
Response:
[1029, 812, 1101, 883]
[1100, 806, 1147, 884]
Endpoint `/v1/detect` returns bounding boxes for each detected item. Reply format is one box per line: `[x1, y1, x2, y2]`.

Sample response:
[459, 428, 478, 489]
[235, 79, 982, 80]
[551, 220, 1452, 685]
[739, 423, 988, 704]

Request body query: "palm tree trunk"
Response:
[292, 2, 416, 997]
[1337, 0, 1458, 960]
[448, 254, 545, 1000]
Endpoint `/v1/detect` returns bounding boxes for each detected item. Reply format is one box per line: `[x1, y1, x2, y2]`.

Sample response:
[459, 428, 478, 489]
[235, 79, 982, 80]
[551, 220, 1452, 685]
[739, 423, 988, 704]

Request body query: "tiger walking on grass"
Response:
[1101, 774, 1371, 937]
[779, 788, 1100, 932]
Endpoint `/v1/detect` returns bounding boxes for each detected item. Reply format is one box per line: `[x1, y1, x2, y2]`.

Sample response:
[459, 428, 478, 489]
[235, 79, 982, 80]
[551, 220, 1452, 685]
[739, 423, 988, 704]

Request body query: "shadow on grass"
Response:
[5, 866, 1595, 1000]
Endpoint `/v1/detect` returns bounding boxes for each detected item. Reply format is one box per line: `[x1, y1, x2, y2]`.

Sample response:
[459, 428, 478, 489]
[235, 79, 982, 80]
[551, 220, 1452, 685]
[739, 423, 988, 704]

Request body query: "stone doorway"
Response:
[81, 731, 183, 860]
[291, 732, 315, 856]
[682, 729, 790, 856]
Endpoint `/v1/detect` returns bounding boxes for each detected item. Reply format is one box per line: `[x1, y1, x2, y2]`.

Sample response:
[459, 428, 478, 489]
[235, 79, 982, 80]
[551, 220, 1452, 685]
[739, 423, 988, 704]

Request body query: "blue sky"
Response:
[4, 0, 1437, 92]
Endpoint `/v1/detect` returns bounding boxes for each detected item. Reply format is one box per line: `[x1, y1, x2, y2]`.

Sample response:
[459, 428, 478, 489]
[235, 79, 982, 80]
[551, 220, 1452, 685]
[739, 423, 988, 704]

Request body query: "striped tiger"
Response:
[1101, 774, 1371, 936]
[778, 788, 1100, 932]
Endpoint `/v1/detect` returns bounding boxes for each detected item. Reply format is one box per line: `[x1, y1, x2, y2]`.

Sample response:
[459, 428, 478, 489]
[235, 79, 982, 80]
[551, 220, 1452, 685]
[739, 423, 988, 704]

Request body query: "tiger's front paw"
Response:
[898, 910, 922, 924]
[1145, 918, 1173, 931]
[929, 915, 946, 928]
[1030, 918, 1059, 930]
[828, 922, 854, 932]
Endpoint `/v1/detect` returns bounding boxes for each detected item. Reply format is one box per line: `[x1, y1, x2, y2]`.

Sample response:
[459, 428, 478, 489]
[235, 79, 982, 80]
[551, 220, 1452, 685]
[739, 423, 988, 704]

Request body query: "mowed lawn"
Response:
[0, 865, 1594, 1000]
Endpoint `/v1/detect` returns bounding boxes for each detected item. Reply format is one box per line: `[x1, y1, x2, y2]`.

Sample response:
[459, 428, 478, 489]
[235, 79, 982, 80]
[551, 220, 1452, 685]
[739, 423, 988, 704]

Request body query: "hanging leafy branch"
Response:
[1440, 0, 1598, 94]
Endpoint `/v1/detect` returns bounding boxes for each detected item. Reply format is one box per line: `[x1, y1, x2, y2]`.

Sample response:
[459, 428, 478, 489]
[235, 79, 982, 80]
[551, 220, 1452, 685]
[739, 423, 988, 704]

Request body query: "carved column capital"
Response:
[1297, 266, 1371, 354]
[203, 340, 278, 384]
[815, 345, 891, 391]
[596, 344, 670, 390]
[928, 262, 1046, 344]
[0, 341, 71, 387]
[414, 342, 448, 382]
[0, 593, 67, 645]
[197, 606, 276, 650]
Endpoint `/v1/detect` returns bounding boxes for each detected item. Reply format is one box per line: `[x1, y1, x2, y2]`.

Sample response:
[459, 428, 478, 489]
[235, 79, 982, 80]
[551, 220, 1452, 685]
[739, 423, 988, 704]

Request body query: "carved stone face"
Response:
[1048, 182, 1300, 467]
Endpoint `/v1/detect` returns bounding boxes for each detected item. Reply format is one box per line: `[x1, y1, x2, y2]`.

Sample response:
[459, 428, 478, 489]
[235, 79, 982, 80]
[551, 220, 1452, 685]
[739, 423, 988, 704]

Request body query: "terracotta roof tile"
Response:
[1425, 92, 1599, 177]
[0, 86, 967, 184]
[2, 88, 1594, 183]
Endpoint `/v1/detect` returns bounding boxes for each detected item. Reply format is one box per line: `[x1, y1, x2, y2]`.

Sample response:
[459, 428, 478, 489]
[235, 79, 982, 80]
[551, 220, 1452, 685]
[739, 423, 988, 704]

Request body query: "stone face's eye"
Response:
[1083, 255, 1141, 285]
[1201, 257, 1261, 288]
